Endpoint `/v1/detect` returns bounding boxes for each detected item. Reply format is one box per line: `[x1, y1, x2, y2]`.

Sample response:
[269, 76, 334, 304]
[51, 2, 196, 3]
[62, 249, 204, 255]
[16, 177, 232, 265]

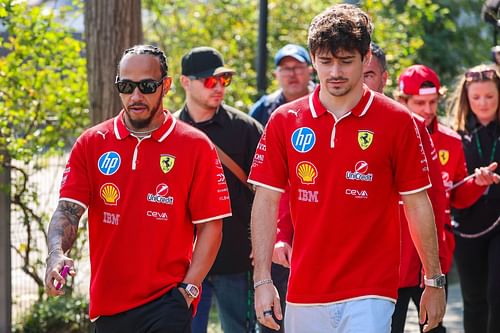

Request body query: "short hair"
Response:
[308, 4, 372, 59]
[370, 42, 387, 71]
[117, 45, 168, 78]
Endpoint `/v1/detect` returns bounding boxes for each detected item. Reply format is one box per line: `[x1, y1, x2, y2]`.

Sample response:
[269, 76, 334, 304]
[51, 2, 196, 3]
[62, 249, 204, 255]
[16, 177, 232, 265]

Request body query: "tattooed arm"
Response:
[45, 200, 85, 296]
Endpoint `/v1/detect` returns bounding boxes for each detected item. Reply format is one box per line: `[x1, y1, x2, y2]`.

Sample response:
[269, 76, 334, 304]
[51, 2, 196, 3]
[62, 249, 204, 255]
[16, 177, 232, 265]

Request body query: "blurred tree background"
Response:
[142, 0, 493, 112]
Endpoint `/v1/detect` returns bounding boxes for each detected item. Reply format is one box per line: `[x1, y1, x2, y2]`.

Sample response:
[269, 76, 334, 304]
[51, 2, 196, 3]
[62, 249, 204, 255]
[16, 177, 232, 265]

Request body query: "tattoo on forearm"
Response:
[48, 201, 85, 253]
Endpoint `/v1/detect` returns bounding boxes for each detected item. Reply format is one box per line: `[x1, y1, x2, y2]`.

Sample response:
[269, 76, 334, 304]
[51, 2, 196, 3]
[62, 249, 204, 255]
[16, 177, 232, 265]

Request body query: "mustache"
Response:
[327, 77, 348, 82]
[127, 103, 149, 108]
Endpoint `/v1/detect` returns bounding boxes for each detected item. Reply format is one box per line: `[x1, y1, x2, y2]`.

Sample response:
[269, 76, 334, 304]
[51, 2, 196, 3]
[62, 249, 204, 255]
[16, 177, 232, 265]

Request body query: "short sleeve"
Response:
[395, 117, 431, 195]
[248, 113, 288, 192]
[188, 140, 232, 223]
[59, 135, 90, 209]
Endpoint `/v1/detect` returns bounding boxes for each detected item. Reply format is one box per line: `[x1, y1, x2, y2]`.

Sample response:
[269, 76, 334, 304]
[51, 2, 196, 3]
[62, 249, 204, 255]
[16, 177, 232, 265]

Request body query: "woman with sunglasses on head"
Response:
[449, 64, 500, 333]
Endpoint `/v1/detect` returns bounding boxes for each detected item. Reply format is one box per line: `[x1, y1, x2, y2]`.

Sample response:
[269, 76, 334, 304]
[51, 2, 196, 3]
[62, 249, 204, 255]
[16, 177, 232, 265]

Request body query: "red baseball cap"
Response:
[398, 65, 441, 95]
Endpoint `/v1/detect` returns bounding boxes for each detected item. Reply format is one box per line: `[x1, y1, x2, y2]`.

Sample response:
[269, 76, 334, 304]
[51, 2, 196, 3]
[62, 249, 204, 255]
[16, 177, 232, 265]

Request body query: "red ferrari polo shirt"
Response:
[249, 86, 430, 304]
[60, 110, 231, 319]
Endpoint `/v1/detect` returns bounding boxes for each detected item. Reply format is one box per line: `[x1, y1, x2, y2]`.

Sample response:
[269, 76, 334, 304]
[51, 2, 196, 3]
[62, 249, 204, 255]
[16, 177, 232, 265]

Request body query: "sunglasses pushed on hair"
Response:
[115, 76, 166, 94]
[189, 73, 232, 89]
[464, 69, 498, 82]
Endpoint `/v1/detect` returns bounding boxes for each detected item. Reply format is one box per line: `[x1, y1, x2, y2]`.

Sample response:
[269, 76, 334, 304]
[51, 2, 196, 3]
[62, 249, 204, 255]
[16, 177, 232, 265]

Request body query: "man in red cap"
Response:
[395, 64, 499, 332]
[364, 51, 448, 333]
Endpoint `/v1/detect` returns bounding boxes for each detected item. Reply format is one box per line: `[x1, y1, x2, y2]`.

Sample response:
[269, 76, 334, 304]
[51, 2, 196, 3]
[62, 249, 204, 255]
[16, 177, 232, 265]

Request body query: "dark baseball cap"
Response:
[181, 46, 235, 78]
[274, 44, 311, 66]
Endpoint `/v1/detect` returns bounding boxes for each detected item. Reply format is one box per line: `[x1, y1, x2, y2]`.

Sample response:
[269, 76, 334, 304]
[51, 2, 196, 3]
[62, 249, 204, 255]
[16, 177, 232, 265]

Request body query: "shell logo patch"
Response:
[296, 161, 318, 184]
[358, 130, 374, 150]
[160, 154, 175, 174]
[439, 150, 449, 166]
[100, 183, 120, 205]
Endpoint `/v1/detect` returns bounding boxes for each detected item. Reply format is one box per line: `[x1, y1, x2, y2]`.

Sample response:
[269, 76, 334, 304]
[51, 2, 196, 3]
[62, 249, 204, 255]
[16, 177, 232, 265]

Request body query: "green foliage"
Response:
[13, 294, 91, 333]
[143, 0, 260, 111]
[414, 0, 491, 85]
[0, 0, 89, 163]
[142, 0, 332, 111]
[0, 0, 89, 297]
[143, 0, 491, 112]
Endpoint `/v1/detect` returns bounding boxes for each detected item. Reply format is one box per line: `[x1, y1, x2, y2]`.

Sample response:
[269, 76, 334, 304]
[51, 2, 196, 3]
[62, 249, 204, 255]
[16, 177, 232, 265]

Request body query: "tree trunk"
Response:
[84, 0, 143, 125]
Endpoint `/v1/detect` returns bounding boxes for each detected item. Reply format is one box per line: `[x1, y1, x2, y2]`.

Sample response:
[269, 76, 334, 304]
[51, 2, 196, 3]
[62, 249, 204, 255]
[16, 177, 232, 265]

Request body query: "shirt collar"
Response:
[179, 104, 227, 127]
[113, 110, 176, 142]
[428, 116, 439, 134]
[309, 84, 374, 119]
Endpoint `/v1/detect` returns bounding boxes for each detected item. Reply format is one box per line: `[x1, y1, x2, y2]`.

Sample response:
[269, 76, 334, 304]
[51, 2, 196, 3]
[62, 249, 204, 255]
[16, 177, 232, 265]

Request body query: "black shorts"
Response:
[94, 288, 192, 333]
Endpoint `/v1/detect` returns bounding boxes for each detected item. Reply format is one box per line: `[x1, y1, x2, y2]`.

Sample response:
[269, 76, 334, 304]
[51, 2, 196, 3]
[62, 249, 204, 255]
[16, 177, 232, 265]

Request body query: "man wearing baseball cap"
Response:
[175, 46, 263, 333]
[363, 52, 448, 333]
[250, 44, 314, 126]
[395, 64, 498, 333]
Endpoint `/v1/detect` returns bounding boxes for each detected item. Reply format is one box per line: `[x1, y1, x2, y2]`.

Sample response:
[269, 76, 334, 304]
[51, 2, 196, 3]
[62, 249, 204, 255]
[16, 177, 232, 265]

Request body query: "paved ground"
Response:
[405, 282, 464, 333]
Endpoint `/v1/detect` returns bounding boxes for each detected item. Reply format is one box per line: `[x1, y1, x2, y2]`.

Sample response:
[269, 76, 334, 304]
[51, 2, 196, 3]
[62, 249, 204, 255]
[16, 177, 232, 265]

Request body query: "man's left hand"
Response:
[419, 286, 446, 332]
[177, 287, 194, 309]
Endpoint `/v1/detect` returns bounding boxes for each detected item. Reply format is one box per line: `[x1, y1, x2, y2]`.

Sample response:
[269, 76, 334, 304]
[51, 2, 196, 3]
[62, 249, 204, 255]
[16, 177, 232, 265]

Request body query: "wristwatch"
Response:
[424, 274, 446, 288]
[178, 283, 200, 298]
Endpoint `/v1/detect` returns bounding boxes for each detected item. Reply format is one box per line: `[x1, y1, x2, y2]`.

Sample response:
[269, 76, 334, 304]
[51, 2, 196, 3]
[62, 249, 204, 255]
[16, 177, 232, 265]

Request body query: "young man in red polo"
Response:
[363, 49, 450, 333]
[395, 64, 499, 332]
[249, 5, 446, 333]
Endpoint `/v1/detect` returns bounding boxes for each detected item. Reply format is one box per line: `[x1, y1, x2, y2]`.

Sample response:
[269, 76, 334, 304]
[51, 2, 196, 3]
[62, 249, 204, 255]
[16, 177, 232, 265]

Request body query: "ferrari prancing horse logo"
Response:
[439, 150, 449, 165]
[358, 130, 374, 150]
[160, 154, 175, 174]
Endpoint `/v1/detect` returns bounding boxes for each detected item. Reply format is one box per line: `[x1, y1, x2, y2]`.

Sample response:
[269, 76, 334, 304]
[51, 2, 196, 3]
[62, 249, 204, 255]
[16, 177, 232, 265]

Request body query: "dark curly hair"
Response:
[117, 44, 168, 78]
[308, 4, 372, 59]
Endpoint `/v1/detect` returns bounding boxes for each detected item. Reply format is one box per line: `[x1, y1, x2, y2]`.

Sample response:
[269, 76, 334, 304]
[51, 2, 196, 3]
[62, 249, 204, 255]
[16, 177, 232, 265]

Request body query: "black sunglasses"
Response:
[115, 76, 166, 94]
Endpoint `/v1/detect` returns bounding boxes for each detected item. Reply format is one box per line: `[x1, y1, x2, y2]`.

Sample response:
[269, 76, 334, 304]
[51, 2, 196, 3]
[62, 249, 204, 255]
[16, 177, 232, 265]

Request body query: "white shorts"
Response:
[285, 298, 395, 333]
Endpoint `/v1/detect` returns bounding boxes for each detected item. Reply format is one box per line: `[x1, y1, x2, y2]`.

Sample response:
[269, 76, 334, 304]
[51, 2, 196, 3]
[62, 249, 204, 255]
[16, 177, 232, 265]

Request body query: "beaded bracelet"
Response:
[253, 279, 273, 289]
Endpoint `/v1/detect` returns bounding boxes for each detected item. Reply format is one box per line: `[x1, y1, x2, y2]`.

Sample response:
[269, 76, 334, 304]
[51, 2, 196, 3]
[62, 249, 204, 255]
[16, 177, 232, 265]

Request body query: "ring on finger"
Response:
[263, 309, 273, 316]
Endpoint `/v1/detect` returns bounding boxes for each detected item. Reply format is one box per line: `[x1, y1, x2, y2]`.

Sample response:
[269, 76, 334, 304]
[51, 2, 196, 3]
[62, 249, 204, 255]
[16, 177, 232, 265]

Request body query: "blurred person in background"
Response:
[449, 64, 500, 333]
[366, 47, 449, 333]
[176, 46, 263, 333]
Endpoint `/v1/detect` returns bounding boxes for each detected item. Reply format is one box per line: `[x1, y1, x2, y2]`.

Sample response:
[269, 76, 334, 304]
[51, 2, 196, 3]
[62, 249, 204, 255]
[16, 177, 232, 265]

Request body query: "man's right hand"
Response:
[255, 283, 282, 330]
[272, 241, 292, 268]
[45, 250, 75, 296]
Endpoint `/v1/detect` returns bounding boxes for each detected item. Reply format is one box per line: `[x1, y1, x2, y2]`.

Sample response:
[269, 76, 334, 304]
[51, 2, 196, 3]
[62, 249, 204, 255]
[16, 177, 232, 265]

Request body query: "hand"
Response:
[255, 283, 282, 330]
[474, 162, 500, 186]
[177, 288, 194, 308]
[45, 252, 75, 296]
[419, 286, 446, 332]
[272, 241, 292, 268]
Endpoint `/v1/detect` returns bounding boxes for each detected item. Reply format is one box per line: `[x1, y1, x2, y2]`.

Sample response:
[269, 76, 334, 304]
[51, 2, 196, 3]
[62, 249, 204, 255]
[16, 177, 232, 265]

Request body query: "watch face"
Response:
[186, 284, 199, 298]
[436, 275, 446, 287]
[425, 274, 446, 288]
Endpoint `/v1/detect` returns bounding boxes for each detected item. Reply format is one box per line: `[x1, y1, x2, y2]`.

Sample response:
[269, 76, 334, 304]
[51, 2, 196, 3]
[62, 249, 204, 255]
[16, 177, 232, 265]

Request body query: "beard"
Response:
[124, 90, 163, 130]
[126, 102, 160, 130]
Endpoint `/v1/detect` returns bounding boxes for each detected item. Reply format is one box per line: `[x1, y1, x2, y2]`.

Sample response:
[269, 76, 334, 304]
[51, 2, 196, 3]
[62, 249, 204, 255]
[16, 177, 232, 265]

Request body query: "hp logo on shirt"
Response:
[291, 127, 316, 153]
[98, 151, 121, 175]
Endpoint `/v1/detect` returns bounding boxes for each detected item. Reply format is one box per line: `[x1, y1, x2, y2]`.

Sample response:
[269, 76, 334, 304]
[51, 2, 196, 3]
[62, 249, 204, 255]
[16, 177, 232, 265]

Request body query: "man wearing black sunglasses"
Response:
[176, 46, 263, 333]
[45, 45, 231, 333]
